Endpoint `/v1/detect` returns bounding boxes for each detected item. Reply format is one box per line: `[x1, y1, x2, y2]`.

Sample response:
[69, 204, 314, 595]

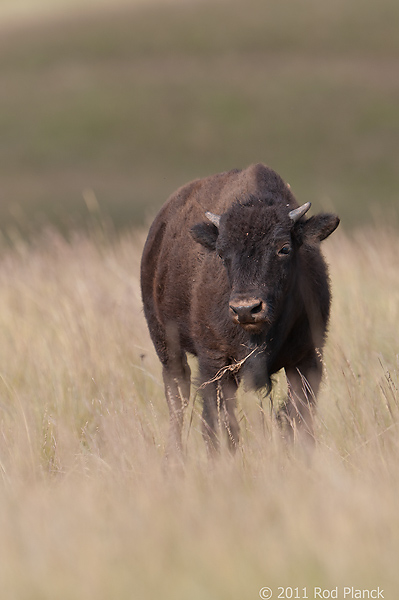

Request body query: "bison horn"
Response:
[205, 211, 221, 228]
[288, 202, 311, 223]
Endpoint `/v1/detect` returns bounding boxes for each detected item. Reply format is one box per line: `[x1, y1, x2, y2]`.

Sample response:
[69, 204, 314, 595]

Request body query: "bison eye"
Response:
[278, 243, 291, 256]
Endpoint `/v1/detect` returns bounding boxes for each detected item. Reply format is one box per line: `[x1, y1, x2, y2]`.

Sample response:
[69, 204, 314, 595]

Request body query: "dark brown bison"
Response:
[140, 164, 339, 453]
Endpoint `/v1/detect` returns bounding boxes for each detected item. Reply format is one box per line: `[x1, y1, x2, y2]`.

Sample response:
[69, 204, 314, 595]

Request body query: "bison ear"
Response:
[190, 221, 219, 251]
[300, 213, 340, 243]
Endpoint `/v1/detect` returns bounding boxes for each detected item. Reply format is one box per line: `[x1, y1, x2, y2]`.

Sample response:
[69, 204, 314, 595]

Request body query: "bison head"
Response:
[191, 196, 339, 335]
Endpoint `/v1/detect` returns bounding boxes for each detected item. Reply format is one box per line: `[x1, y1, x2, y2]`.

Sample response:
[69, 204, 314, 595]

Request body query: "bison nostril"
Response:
[250, 301, 263, 315]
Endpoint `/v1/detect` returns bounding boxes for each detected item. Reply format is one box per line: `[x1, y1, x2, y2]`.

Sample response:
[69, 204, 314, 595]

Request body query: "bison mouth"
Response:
[238, 321, 268, 334]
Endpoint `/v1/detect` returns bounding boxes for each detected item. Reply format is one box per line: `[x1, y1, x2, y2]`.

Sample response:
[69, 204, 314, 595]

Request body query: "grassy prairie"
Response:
[0, 224, 398, 599]
[0, 0, 398, 236]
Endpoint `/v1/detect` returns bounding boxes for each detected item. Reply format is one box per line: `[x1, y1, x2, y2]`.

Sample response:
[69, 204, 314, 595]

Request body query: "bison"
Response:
[140, 164, 339, 453]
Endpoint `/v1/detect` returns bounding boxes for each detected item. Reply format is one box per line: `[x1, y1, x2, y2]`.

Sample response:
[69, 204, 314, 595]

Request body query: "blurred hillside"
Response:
[0, 0, 398, 238]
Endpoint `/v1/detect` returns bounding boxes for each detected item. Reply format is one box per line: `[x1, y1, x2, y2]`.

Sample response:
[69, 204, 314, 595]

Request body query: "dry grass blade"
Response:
[196, 344, 265, 391]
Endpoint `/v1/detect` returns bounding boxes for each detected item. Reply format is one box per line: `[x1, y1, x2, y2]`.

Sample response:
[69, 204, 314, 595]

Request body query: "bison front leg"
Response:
[221, 376, 240, 451]
[200, 380, 221, 453]
[282, 354, 322, 445]
[200, 371, 239, 454]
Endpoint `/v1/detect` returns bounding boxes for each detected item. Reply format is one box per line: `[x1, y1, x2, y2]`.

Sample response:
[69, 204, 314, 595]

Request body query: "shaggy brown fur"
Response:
[140, 164, 339, 453]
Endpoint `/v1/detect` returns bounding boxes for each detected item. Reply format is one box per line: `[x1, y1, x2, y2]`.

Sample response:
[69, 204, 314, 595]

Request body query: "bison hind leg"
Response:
[163, 357, 191, 457]
[161, 324, 191, 458]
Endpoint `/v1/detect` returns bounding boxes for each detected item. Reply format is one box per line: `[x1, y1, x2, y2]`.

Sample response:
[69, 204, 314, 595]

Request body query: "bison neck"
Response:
[243, 289, 307, 391]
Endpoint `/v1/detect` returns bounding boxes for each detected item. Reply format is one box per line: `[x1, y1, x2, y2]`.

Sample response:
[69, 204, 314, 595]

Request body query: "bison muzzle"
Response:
[140, 164, 339, 454]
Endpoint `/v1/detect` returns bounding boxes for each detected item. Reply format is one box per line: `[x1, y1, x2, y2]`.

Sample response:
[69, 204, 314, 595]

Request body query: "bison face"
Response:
[191, 197, 339, 335]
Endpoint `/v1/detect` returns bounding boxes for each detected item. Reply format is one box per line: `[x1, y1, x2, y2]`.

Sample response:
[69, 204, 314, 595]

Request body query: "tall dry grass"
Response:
[0, 225, 398, 599]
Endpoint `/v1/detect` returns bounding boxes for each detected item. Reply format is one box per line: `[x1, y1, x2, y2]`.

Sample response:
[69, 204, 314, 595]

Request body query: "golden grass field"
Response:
[0, 223, 398, 599]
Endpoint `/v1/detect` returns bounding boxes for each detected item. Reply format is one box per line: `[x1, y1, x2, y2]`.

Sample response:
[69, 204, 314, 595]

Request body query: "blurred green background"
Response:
[0, 0, 398, 239]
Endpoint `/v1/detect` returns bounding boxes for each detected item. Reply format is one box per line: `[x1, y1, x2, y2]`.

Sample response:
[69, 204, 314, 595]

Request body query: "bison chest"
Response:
[189, 272, 250, 362]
